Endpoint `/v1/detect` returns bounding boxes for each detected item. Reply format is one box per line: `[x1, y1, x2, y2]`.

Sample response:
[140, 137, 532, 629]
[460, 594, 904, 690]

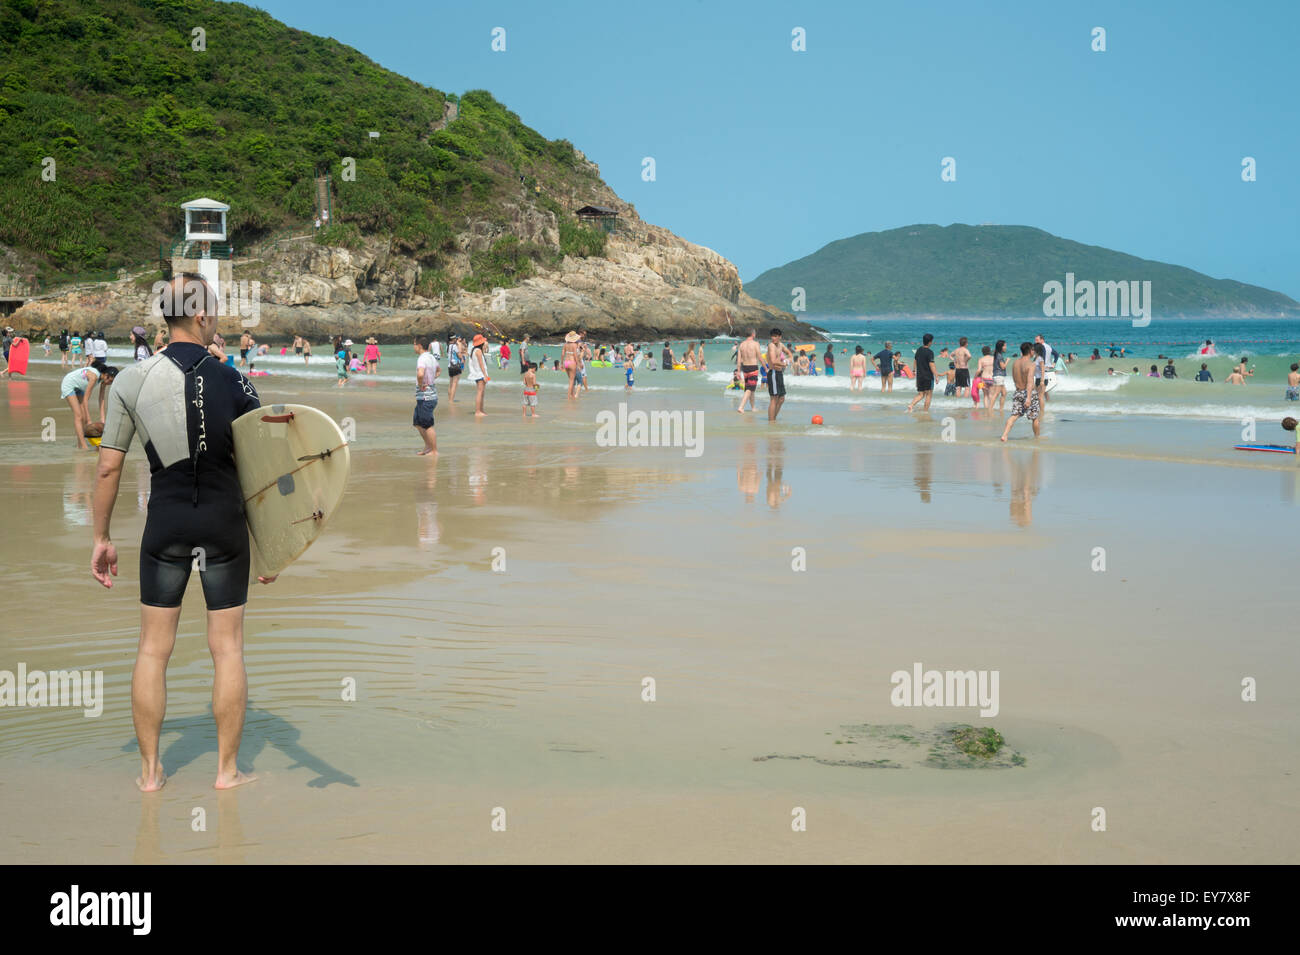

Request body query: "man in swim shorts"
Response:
[1286, 363, 1299, 401]
[766, 328, 792, 421]
[736, 329, 761, 413]
[91, 273, 271, 793]
[953, 336, 972, 397]
[413, 336, 439, 454]
[1000, 342, 1041, 441]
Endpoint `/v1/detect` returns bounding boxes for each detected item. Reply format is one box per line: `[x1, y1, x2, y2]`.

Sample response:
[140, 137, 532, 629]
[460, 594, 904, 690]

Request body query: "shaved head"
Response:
[153, 272, 219, 346]
[158, 273, 217, 327]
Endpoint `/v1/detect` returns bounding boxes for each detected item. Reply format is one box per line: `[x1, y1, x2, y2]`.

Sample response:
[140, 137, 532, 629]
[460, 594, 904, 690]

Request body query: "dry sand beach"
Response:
[2, 359, 1297, 864]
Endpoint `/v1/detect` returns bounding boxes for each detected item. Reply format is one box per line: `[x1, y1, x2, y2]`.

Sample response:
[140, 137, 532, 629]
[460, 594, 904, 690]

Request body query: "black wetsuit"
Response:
[102, 342, 260, 609]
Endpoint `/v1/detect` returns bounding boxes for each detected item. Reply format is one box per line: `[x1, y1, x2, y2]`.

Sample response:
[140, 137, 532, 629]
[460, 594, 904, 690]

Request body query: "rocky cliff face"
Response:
[11, 188, 818, 344]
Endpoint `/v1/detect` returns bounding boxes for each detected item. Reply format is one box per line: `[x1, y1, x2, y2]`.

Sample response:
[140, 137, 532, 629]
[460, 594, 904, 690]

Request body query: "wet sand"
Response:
[1, 363, 1297, 863]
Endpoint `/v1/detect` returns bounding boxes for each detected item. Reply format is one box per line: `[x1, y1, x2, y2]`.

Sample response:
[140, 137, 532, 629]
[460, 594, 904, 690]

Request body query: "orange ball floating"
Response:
[811, 415, 824, 425]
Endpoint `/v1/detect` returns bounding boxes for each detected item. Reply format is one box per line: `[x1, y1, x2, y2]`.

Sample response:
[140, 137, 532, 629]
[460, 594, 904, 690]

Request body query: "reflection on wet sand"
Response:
[468, 445, 489, 504]
[737, 439, 759, 503]
[913, 448, 933, 503]
[62, 454, 96, 526]
[738, 437, 792, 508]
[132, 774, 253, 864]
[416, 456, 440, 549]
[121, 706, 358, 789]
[1005, 447, 1042, 527]
[5, 380, 30, 419]
[132, 791, 161, 865]
[765, 437, 791, 509]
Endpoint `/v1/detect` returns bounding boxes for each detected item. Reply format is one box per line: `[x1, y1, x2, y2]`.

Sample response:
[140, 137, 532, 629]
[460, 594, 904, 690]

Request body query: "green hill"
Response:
[0, 0, 607, 288]
[745, 224, 1299, 317]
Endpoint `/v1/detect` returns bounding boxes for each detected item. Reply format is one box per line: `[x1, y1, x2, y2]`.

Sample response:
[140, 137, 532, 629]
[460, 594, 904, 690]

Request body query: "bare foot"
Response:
[137, 769, 166, 793]
[417, 449, 434, 456]
[475, 411, 487, 418]
[1000, 434, 1008, 442]
[214, 770, 258, 790]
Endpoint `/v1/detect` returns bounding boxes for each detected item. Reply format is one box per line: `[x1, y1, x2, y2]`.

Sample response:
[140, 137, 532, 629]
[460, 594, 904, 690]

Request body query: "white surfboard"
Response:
[232, 404, 350, 578]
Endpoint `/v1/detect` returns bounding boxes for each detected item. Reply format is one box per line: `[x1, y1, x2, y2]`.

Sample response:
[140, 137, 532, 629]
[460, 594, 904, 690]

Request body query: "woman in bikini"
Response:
[849, 346, 867, 391]
[562, 331, 580, 398]
[975, 345, 995, 409]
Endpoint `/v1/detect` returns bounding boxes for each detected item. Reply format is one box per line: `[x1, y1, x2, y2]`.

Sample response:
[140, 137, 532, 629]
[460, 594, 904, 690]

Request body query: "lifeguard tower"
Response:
[165, 197, 232, 310]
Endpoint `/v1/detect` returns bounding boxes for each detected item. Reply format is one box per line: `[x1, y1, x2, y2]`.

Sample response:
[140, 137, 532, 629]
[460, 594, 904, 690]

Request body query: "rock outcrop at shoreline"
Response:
[10, 196, 820, 344]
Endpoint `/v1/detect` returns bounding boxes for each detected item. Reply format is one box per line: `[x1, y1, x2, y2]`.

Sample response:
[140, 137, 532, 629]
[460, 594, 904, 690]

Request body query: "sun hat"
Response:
[131, 325, 146, 338]
[564, 331, 580, 343]
[472, 333, 486, 347]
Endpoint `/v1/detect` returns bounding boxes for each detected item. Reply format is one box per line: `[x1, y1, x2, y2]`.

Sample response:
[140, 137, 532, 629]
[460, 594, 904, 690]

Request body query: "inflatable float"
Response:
[1234, 443, 1296, 454]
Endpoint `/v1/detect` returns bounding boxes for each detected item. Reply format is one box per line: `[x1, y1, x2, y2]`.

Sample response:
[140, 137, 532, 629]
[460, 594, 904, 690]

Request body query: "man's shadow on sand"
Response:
[120, 705, 359, 788]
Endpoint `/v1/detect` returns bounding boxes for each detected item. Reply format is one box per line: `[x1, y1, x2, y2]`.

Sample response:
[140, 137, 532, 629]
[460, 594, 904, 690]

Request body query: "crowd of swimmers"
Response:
[25, 318, 1300, 455]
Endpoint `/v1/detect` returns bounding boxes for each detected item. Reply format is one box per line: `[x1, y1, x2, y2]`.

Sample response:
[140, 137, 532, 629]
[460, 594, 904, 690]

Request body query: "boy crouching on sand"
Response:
[522, 362, 539, 417]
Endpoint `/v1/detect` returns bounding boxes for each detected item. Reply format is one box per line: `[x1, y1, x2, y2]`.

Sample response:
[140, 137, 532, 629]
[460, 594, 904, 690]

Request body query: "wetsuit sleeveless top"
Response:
[101, 342, 261, 610]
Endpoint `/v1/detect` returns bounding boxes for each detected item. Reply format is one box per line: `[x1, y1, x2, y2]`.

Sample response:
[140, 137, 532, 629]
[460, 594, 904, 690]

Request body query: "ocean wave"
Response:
[1046, 375, 1128, 393]
[774, 390, 1283, 421]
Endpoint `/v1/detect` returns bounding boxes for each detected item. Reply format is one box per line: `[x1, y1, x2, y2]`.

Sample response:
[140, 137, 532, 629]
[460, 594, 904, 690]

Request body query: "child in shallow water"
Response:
[522, 363, 539, 417]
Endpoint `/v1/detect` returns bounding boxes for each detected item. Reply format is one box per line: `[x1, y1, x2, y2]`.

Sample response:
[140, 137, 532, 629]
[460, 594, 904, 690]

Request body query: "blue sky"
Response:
[255, 0, 1299, 298]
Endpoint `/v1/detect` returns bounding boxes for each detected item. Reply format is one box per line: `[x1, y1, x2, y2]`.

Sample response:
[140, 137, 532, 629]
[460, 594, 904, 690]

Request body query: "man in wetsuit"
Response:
[91, 274, 273, 793]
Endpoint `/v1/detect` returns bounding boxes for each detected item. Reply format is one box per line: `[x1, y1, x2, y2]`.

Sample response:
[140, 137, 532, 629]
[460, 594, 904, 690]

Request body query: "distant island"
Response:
[745, 224, 1300, 319]
[0, 0, 808, 342]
